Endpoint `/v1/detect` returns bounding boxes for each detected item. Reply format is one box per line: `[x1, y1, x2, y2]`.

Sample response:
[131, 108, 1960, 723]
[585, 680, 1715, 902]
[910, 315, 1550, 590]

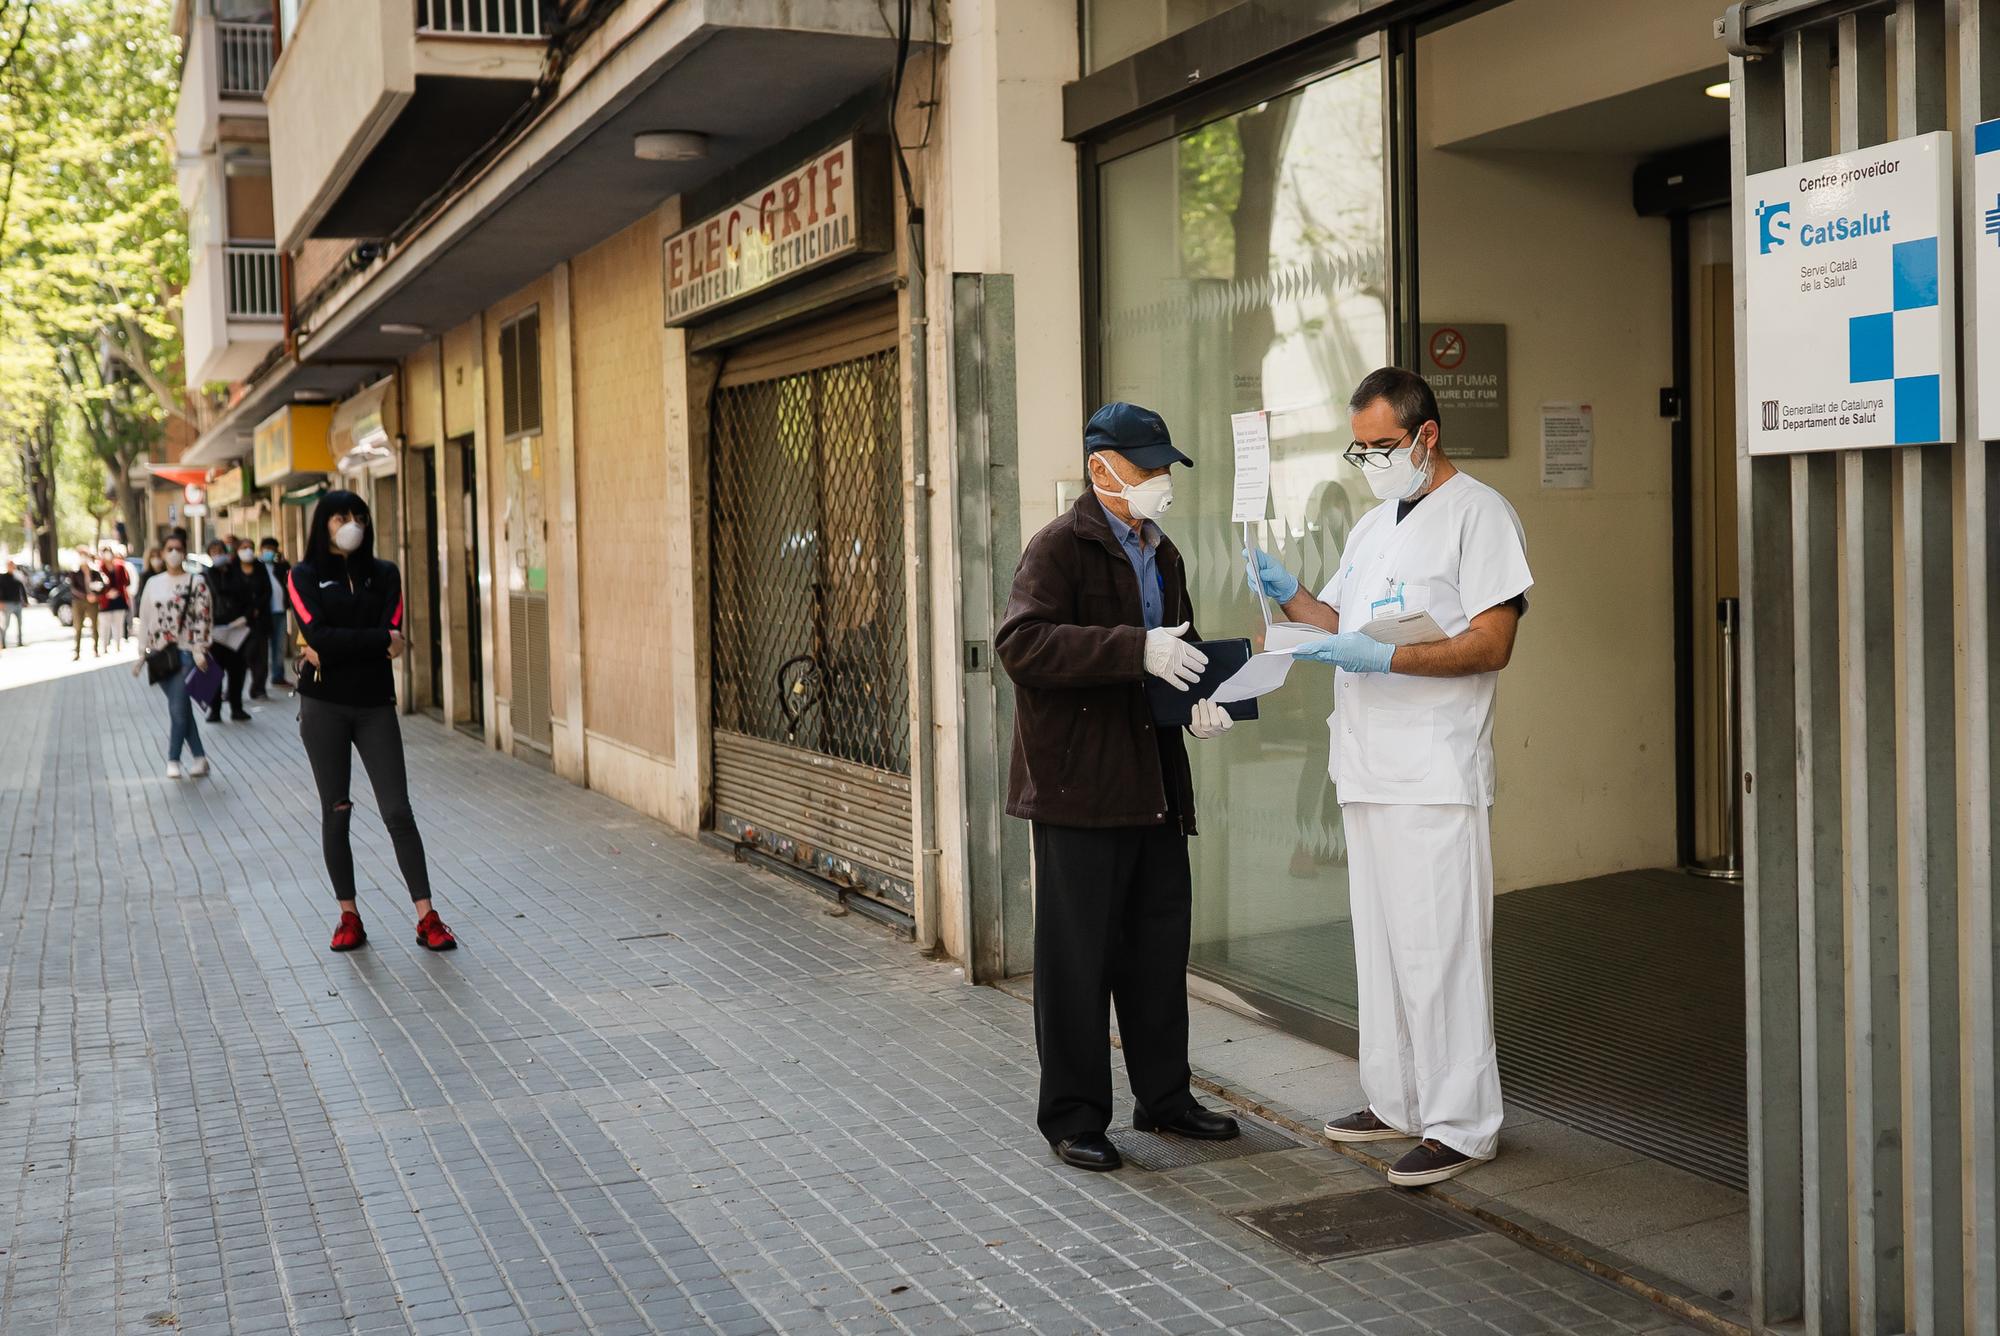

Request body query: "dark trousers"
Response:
[299, 695, 433, 903]
[1031, 820, 1197, 1143]
[246, 612, 270, 697]
[209, 641, 246, 715]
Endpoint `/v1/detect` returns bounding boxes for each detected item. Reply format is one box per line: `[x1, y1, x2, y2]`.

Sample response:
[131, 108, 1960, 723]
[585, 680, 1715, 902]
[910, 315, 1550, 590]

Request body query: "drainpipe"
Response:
[907, 208, 941, 955]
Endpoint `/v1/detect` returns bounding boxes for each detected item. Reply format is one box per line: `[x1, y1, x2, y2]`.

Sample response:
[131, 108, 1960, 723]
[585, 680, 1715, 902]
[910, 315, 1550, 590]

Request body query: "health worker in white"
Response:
[1248, 367, 1532, 1188]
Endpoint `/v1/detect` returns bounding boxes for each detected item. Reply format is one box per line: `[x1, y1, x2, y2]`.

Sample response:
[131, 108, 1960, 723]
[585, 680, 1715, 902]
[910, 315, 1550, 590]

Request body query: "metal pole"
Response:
[1692, 597, 1745, 881]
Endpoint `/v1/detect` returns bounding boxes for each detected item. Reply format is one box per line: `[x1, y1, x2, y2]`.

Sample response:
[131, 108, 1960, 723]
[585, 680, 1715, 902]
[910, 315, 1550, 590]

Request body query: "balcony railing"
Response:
[216, 20, 275, 97]
[416, 0, 545, 37]
[224, 244, 282, 320]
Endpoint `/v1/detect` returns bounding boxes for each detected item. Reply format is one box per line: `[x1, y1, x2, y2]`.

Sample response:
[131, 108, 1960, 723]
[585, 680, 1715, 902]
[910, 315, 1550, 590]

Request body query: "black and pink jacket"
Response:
[287, 556, 405, 708]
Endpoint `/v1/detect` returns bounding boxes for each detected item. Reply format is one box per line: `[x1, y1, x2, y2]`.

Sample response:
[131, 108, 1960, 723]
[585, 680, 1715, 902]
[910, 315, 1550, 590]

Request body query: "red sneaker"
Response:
[415, 910, 457, 951]
[329, 911, 367, 952]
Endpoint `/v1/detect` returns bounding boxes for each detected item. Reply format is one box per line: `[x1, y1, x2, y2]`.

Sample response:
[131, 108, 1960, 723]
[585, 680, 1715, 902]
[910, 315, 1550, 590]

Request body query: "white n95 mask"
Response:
[1366, 442, 1432, 502]
[1094, 470, 1175, 521]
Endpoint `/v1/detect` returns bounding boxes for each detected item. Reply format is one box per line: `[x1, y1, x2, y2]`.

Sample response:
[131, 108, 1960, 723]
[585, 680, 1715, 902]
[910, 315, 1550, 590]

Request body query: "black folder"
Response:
[1144, 637, 1259, 726]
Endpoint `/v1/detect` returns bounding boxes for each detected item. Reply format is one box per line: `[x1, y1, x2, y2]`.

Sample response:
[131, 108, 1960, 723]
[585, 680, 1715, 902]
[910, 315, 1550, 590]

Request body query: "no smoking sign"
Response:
[1428, 326, 1466, 371]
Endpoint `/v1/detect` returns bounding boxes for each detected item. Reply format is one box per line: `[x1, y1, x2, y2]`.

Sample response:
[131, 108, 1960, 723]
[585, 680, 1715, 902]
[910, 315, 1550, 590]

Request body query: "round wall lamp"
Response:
[634, 131, 709, 162]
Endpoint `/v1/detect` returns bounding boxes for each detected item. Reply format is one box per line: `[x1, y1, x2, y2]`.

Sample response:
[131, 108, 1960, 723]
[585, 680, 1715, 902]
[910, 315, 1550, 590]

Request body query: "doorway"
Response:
[458, 435, 483, 733]
[417, 446, 444, 712]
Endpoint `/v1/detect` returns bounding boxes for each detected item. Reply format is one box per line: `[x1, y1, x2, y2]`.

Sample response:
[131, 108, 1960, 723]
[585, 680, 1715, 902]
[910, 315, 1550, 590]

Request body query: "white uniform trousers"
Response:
[1344, 800, 1503, 1159]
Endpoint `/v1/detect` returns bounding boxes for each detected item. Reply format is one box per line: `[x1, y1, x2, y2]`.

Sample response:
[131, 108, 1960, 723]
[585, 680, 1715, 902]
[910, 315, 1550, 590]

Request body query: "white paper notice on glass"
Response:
[1540, 402, 1593, 489]
[1209, 622, 1324, 704]
[1230, 410, 1272, 522]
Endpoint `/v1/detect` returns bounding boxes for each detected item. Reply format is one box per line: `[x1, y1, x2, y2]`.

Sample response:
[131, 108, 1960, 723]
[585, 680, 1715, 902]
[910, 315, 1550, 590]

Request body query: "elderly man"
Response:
[995, 401, 1240, 1173]
[1250, 367, 1532, 1187]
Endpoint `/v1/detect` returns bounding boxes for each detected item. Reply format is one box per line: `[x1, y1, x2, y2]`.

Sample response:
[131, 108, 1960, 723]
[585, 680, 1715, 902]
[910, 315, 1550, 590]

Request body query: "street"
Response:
[0, 612, 1703, 1335]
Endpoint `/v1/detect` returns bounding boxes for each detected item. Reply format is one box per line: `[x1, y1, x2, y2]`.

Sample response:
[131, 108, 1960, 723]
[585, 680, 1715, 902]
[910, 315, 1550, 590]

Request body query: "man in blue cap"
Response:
[994, 401, 1240, 1172]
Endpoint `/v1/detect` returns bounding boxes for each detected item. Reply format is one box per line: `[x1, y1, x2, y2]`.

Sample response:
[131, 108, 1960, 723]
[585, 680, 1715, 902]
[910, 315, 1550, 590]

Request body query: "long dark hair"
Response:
[303, 489, 377, 568]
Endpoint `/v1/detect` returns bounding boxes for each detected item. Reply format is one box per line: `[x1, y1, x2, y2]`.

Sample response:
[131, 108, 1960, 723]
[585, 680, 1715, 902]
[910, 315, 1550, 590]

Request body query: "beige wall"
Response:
[1418, 25, 1681, 888]
[571, 210, 680, 788]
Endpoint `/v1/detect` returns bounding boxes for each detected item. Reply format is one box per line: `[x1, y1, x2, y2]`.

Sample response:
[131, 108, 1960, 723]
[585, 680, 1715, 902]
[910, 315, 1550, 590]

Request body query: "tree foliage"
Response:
[0, 0, 185, 557]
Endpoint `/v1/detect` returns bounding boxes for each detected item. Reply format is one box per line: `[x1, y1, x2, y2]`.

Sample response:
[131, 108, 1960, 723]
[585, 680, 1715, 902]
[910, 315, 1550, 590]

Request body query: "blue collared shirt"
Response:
[1099, 500, 1164, 630]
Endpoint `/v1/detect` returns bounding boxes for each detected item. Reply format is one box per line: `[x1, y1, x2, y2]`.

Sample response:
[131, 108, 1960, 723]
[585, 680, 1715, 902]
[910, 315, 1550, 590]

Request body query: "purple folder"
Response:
[184, 653, 222, 708]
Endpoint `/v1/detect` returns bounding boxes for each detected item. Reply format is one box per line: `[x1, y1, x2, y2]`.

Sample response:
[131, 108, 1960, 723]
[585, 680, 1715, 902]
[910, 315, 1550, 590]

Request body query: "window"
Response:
[498, 310, 542, 440]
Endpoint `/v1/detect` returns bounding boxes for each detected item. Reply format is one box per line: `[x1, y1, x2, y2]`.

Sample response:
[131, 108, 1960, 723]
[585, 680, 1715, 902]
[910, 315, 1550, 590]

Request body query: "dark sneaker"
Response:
[329, 911, 367, 953]
[415, 910, 458, 951]
[1324, 1108, 1403, 1143]
[1386, 1139, 1478, 1187]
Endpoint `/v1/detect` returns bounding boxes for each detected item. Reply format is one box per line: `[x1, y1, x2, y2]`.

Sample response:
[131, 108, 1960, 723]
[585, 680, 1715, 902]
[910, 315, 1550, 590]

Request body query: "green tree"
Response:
[0, 0, 187, 561]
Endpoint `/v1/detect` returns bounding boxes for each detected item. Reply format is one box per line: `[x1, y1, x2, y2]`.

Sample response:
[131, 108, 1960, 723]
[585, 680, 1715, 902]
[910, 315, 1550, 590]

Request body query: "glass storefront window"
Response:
[1097, 58, 1388, 1029]
[1085, 0, 1241, 73]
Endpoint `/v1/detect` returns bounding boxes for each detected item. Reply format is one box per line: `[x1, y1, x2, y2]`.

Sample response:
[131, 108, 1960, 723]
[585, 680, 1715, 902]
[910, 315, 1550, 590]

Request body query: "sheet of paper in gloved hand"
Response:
[1209, 622, 1322, 703]
[1358, 609, 1446, 645]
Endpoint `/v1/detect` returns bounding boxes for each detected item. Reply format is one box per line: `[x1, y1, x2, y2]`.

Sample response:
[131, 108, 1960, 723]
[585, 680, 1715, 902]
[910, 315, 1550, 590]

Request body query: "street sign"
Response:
[1743, 131, 1955, 453]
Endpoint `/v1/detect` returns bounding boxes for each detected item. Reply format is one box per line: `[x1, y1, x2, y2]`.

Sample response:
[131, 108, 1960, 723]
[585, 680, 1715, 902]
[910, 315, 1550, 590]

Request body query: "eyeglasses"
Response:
[1343, 429, 1420, 470]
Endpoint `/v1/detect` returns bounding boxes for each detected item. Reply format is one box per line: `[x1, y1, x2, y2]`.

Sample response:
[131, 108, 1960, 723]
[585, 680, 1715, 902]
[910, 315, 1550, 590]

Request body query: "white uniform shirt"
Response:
[1318, 472, 1532, 807]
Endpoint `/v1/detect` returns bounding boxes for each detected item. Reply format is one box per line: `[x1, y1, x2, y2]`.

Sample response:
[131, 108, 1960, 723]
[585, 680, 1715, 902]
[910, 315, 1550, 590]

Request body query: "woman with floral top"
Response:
[135, 533, 214, 778]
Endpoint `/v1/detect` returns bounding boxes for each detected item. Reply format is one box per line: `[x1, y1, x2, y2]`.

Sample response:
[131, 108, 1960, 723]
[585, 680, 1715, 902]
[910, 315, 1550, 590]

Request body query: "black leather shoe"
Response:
[1051, 1133, 1122, 1171]
[1135, 1103, 1240, 1140]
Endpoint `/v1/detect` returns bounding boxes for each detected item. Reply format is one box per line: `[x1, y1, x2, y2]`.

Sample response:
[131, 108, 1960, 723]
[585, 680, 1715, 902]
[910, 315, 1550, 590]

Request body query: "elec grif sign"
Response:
[663, 137, 891, 324]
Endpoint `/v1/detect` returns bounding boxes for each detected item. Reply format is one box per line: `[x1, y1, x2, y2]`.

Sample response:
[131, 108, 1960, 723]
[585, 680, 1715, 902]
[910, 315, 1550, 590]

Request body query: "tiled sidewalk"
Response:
[0, 634, 1708, 1335]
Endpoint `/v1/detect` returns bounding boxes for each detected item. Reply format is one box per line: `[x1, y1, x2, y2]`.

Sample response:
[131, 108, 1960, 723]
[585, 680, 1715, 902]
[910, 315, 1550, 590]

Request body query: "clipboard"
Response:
[1144, 637, 1260, 726]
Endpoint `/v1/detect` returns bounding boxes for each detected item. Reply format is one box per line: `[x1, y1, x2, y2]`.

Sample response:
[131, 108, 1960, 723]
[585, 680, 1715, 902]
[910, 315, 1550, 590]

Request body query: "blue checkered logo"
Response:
[1847, 235, 1942, 443]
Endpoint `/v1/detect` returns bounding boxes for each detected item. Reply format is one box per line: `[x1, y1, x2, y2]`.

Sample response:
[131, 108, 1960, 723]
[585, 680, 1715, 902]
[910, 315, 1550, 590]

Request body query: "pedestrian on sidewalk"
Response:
[0, 560, 25, 649]
[259, 536, 293, 689]
[288, 490, 456, 954]
[1248, 367, 1532, 1188]
[135, 548, 166, 609]
[69, 547, 102, 659]
[135, 534, 213, 779]
[204, 539, 260, 723]
[994, 401, 1240, 1174]
[97, 544, 132, 647]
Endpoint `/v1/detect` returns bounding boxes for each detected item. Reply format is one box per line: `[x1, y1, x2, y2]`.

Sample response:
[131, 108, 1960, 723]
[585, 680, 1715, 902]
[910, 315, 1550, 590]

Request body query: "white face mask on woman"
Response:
[164, 550, 184, 570]
[333, 522, 366, 554]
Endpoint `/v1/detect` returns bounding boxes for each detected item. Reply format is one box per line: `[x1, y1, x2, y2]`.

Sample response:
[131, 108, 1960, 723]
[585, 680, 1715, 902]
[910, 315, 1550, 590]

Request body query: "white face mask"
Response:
[237, 548, 254, 562]
[164, 550, 184, 570]
[333, 522, 366, 554]
[1366, 437, 1434, 502]
[1092, 462, 1175, 521]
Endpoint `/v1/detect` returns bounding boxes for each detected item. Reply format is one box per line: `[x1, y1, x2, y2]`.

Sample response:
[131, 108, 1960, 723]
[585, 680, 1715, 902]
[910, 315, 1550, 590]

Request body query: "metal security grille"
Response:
[1721, 3, 1999, 1331]
[709, 304, 912, 909]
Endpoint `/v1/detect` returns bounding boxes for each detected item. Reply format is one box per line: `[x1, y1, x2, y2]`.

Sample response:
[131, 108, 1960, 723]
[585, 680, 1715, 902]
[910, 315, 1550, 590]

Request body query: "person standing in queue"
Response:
[288, 490, 456, 954]
[206, 539, 264, 722]
[1248, 368, 1532, 1187]
[994, 401, 1240, 1173]
[69, 547, 102, 659]
[259, 536, 293, 690]
[135, 533, 213, 778]
[0, 559, 25, 650]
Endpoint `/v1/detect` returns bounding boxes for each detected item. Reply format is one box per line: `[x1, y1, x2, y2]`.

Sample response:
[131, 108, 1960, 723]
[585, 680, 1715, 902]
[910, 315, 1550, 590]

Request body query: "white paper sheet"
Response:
[213, 621, 251, 652]
[1358, 610, 1446, 645]
[1230, 411, 1272, 523]
[1540, 401, 1593, 489]
[1208, 622, 1324, 703]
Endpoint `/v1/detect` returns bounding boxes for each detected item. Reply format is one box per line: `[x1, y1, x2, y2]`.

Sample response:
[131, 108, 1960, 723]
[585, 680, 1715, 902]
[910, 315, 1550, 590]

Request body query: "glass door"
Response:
[1094, 51, 1391, 1034]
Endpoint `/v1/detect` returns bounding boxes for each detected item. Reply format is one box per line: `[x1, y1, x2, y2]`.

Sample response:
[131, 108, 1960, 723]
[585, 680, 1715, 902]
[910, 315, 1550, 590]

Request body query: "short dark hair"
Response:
[1348, 367, 1441, 433]
[260, 535, 278, 548]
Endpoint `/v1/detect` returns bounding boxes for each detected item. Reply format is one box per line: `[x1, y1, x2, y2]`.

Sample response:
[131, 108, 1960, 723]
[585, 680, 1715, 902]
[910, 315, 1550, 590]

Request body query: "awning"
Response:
[282, 483, 328, 507]
[145, 465, 213, 487]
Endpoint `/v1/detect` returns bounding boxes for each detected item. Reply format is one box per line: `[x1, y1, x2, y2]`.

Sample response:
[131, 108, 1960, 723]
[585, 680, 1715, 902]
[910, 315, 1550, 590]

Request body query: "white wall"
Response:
[1418, 41, 1681, 889]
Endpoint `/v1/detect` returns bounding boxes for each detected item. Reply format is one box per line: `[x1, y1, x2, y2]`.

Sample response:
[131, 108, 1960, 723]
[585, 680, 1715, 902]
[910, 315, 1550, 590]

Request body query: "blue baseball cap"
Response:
[1084, 402, 1193, 469]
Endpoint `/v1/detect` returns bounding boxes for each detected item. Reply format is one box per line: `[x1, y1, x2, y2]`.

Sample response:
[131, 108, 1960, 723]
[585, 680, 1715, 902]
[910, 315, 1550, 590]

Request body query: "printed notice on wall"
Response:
[1230, 410, 1272, 522]
[1539, 402, 1593, 489]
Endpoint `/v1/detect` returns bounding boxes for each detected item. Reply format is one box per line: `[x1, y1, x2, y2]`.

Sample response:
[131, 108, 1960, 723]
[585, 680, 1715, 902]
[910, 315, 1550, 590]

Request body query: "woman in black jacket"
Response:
[288, 490, 456, 953]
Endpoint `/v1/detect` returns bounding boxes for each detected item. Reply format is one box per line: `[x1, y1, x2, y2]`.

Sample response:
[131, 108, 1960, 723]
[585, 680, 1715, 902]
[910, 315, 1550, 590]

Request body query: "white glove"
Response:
[1188, 698, 1233, 739]
[1143, 621, 1208, 690]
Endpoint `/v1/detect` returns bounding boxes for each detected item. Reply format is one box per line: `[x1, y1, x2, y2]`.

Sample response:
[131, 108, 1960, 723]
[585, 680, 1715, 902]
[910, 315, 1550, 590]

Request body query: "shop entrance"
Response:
[457, 435, 484, 734]
[706, 300, 916, 917]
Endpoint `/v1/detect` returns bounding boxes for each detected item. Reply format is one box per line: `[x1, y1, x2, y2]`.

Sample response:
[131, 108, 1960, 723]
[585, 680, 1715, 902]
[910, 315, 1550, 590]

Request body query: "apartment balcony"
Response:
[267, 0, 548, 250]
[184, 242, 284, 387]
[175, 7, 274, 159]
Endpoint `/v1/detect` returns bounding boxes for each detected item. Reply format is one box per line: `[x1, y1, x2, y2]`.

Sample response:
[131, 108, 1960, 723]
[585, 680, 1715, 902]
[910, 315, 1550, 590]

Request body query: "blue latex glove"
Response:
[1292, 631, 1395, 673]
[1245, 547, 1299, 601]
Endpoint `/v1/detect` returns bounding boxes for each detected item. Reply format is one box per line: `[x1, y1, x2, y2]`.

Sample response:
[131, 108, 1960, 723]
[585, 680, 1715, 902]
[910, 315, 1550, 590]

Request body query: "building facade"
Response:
[166, 2, 1995, 1329]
